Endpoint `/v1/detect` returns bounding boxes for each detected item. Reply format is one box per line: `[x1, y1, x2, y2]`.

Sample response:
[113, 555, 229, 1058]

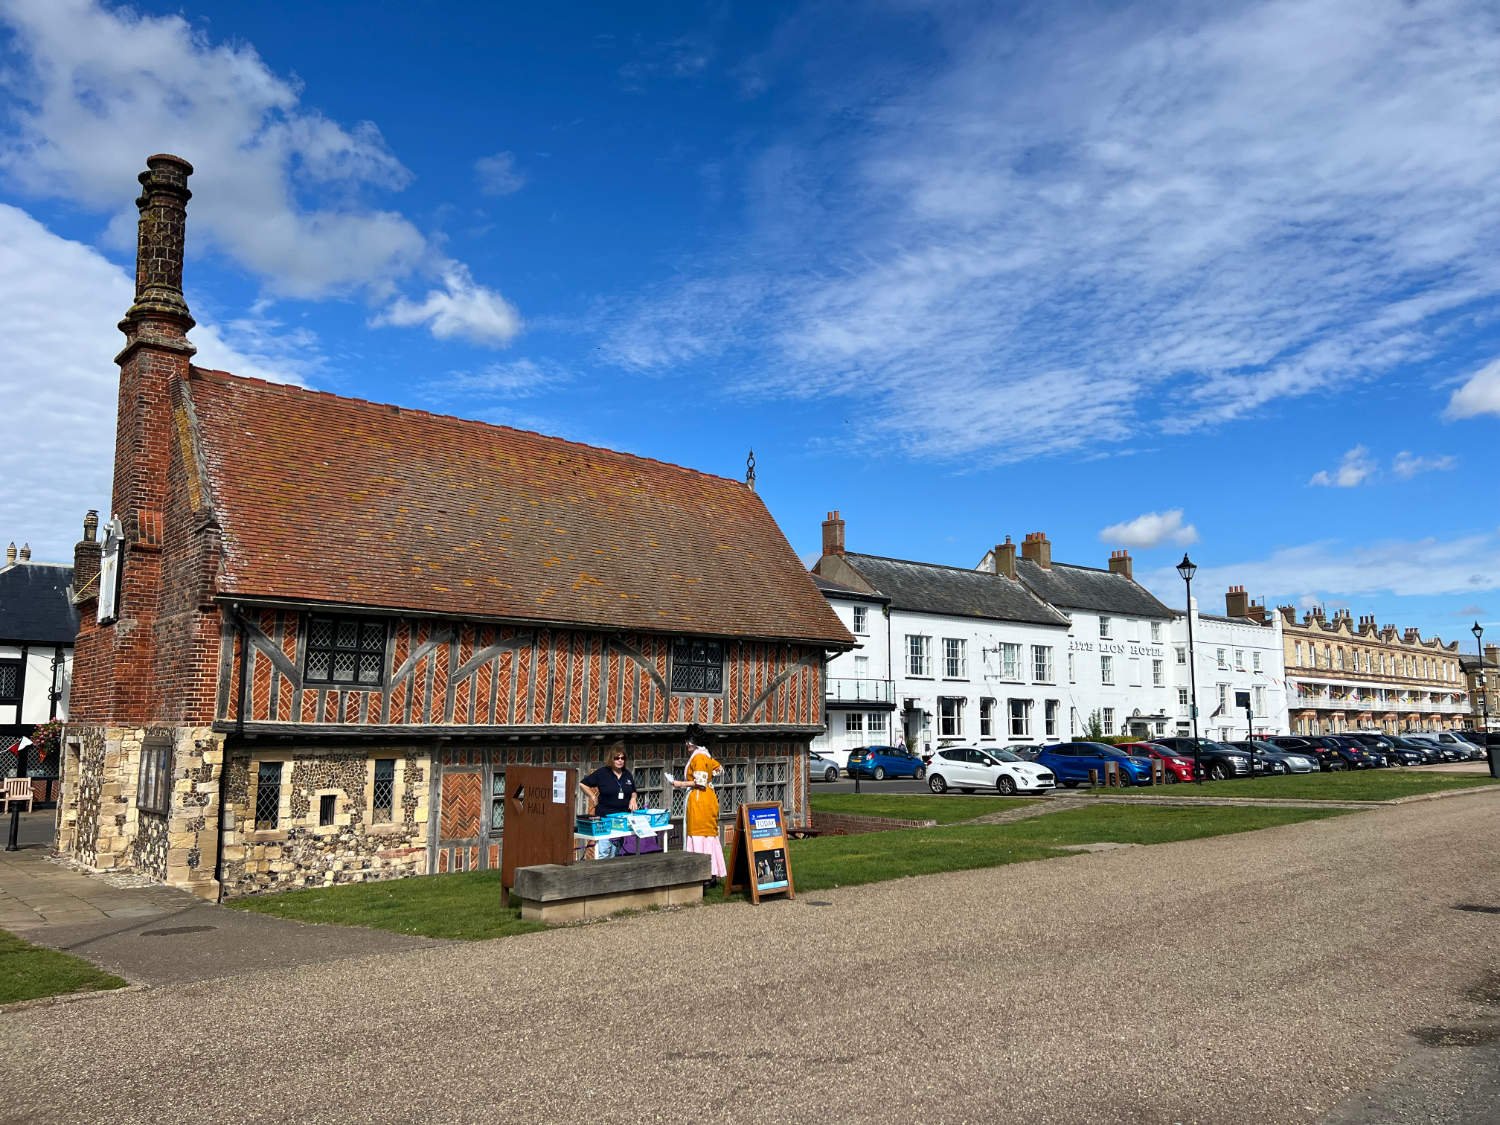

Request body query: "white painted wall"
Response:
[1166, 605, 1288, 740]
[0, 643, 71, 726]
[1061, 611, 1175, 739]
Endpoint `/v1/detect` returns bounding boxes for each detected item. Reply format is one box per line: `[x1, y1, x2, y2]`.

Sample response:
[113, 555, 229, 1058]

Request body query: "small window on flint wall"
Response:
[305, 616, 387, 685]
[671, 638, 724, 694]
[136, 737, 174, 816]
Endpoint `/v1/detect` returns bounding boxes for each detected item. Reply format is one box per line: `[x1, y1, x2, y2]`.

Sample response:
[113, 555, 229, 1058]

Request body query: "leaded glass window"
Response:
[716, 760, 749, 819]
[671, 639, 724, 694]
[372, 759, 395, 823]
[255, 761, 282, 829]
[305, 616, 386, 685]
[0, 661, 18, 702]
[754, 759, 788, 805]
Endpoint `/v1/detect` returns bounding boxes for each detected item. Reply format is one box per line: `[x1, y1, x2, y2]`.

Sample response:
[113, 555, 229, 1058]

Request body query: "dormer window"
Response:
[671, 638, 724, 694]
[305, 616, 386, 686]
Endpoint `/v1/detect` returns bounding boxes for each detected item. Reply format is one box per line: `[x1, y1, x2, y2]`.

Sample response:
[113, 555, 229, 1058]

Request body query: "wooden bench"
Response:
[511, 851, 712, 924]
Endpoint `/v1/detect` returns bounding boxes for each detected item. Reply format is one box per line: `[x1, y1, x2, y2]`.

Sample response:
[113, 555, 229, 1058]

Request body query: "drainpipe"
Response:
[213, 606, 248, 901]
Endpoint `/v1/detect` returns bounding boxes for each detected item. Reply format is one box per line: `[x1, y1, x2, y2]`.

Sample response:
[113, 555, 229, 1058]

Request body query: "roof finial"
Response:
[746, 449, 756, 491]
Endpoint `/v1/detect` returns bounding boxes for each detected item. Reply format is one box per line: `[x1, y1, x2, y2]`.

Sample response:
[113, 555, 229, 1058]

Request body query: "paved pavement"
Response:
[2, 789, 1498, 1123]
[0, 810, 439, 986]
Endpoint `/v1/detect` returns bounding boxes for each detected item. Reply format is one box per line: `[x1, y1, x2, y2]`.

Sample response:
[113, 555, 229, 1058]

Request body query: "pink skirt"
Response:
[683, 832, 726, 877]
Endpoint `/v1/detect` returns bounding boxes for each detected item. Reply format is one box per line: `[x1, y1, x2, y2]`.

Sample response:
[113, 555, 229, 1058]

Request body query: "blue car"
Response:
[846, 745, 927, 780]
[1034, 742, 1153, 788]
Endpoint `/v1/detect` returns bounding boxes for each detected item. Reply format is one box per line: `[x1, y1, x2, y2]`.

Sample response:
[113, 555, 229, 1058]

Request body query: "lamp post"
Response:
[1178, 554, 1202, 784]
[1475, 621, 1497, 780]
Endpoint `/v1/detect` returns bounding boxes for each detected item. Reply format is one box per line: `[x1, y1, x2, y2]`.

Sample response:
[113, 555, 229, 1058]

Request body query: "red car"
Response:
[1118, 741, 1195, 783]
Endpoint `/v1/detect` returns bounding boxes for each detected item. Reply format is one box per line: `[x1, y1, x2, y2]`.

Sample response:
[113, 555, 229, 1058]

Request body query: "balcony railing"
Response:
[826, 677, 896, 704]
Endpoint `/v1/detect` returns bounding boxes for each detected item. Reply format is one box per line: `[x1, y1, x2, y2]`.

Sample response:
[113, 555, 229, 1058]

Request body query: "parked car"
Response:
[1397, 734, 1465, 762]
[1262, 735, 1347, 772]
[808, 750, 840, 783]
[1328, 735, 1388, 767]
[1406, 732, 1482, 761]
[846, 745, 926, 780]
[1231, 740, 1319, 774]
[1349, 733, 1424, 766]
[1385, 735, 1443, 764]
[1033, 742, 1153, 788]
[1226, 741, 1291, 775]
[816, 747, 855, 772]
[1118, 742, 1195, 783]
[1152, 737, 1253, 779]
[924, 746, 1056, 795]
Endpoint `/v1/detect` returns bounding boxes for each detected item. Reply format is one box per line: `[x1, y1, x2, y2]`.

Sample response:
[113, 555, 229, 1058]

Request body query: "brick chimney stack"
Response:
[1248, 598, 1268, 624]
[993, 536, 1017, 580]
[1225, 585, 1249, 618]
[74, 510, 102, 604]
[1107, 549, 1132, 580]
[1486, 644, 1499, 667]
[821, 510, 846, 557]
[1020, 531, 1052, 570]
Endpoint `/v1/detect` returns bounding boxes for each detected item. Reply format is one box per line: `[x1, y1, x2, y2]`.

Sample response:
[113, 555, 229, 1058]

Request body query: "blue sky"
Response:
[2, 0, 1498, 649]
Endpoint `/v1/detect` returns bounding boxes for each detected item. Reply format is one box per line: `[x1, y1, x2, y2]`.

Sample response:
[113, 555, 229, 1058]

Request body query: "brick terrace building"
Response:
[59, 155, 851, 900]
[1279, 606, 1468, 735]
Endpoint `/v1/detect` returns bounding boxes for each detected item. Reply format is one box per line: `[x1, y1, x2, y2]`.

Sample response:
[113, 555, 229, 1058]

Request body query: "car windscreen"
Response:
[991, 750, 1023, 763]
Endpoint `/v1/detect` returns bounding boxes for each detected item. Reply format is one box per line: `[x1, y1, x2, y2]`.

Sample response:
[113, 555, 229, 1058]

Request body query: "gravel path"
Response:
[4, 794, 1498, 1124]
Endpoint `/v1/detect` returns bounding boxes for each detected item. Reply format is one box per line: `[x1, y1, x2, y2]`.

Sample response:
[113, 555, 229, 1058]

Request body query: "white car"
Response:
[924, 746, 1055, 796]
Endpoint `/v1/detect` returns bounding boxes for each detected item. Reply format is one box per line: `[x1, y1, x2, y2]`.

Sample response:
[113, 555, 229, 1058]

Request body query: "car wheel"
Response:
[914, 767, 926, 780]
[928, 774, 948, 794]
[873, 766, 886, 781]
[822, 766, 838, 783]
[1166, 771, 1179, 784]
[997, 775, 1018, 796]
[1210, 762, 1232, 780]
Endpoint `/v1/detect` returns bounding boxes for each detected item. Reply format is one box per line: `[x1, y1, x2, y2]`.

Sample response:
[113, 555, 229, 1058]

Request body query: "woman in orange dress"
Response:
[670, 724, 726, 883]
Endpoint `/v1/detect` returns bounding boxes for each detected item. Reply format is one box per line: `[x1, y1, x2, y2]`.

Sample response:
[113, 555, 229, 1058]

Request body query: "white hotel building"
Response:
[1168, 587, 1289, 741]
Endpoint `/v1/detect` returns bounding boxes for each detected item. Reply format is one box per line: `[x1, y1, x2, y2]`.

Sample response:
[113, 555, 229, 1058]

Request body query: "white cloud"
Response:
[1392, 450, 1457, 478]
[373, 264, 522, 345]
[604, 0, 1500, 461]
[1309, 446, 1376, 488]
[1142, 530, 1500, 613]
[0, 204, 302, 564]
[1099, 510, 1199, 550]
[475, 151, 525, 197]
[1445, 357, 1500, 419]
[0, 0, 518, 336]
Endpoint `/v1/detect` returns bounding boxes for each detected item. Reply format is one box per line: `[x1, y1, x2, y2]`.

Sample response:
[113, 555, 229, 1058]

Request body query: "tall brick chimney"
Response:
[1225, 585, 1249, 618]
[821, 510, 846, 557]
[1020, 531, 1051, 570]
[1107, 549, 1132, 580]
[74, 510, 102, 602]
[993, 536, 1017, 579]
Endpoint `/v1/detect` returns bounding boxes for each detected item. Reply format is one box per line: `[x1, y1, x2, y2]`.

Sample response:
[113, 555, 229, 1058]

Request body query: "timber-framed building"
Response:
[59, 155, 852, 900]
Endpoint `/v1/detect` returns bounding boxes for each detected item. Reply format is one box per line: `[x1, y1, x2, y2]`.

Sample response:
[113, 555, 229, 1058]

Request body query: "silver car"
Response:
[808, 750, 841, 782]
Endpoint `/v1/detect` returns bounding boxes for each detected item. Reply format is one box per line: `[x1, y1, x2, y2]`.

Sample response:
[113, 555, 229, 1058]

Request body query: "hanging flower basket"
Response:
[29, 719, 63, 762]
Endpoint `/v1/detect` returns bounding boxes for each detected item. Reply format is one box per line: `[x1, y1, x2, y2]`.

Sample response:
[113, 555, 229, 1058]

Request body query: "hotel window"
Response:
[1234, 649, 1244, 670]
[1101, 655, 1114, 685]
[1252, 652, 1261, 672]
[1338, 648, 1346, 671]
[1216, 648, 1227, 670]
[1152, 658, 1164, 687]
[1032, 645, 1053, 683]
[943, 638, 968, 679]
[1254, 686, 1266, 714]
[671, 638, 725, 693]
[1068, 652, 1075, 682]
[1294, 642, 1302, 666]
[844, 713, 865, 734]
[907, 635, 931, 677]
[1150, 622, 1162, 642]
[852, 605, 868, 634]
[979, 698, 995, 738]
[938, 697, 964, 738]
[1009, 698, 1032, 737]
[1000, 643, 1021, 679]
[1099, 616, 1112, 639]
[1101, 708, 1115, 735]
[868, 712, 887, 735]
[853, 654, 869, 678]
[1175, 646, 1186, 665]
[1178, 688, 1189, 706]
[305, 616, 387, 686]
[1044, 700, 1059, 738]
[1217, 684, 1228, 708]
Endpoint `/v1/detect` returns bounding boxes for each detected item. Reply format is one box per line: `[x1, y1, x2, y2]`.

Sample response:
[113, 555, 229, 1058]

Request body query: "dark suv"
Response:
[1261, 735, 1346, 772]
[1151, 737, 1252, 780]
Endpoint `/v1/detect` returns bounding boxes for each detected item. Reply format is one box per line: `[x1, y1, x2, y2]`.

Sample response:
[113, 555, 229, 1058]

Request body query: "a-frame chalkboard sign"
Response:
[725, 801, 795, 903]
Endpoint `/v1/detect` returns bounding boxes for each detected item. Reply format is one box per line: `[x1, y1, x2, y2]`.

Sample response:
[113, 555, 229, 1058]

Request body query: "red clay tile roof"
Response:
[186, 368, 853, 648]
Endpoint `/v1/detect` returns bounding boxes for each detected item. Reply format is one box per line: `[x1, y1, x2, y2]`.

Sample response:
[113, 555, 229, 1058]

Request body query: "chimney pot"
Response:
[121, 153, 196, 339]
[821, 510, 846, 557]
[4, 542, 14, 565]
[83, 509, 99, 543]
[18, 543, 30, 561]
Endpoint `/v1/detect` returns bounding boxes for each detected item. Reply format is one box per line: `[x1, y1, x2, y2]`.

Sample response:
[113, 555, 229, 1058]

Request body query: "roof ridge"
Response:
[847, 550, 1022, 579]
[188, 366, 744, 487]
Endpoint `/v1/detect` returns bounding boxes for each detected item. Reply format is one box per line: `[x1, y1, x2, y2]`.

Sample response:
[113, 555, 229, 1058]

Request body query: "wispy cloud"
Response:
[421, 358, 567, 405]
[1099, 510, 1199, 550]
[475, 151, 526, 197]
[605, 0, 1500, 462]
[1309, 446, 1376, 488]
[0, 0, 518, 342]
[373, 264, 522, 345]
[1392, 450, 1457, 478]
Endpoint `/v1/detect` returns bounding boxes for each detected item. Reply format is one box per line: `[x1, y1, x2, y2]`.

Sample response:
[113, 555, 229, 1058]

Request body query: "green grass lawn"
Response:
[1107, 770, 1499, 802]
[811, 793, 1040, 824]
[788, 803, 1350, 890]
[0, 928, 127, 1005]
[227, 803, 1348, 937]
[228, 869, 546, 941]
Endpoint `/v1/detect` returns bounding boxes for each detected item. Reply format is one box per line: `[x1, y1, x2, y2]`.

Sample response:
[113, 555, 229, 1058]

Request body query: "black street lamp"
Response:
[1178, 554, 1202, 784]
[1475, 621, 1497, 780]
